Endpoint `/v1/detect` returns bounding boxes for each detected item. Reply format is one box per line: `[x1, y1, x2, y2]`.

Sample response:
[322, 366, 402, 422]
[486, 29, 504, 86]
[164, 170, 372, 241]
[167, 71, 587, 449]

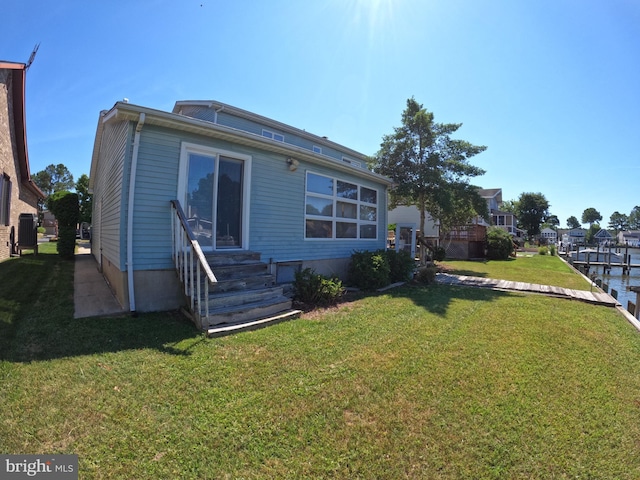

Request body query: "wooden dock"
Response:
[563, 245, 640, 273]
[436, 273, 620, 307]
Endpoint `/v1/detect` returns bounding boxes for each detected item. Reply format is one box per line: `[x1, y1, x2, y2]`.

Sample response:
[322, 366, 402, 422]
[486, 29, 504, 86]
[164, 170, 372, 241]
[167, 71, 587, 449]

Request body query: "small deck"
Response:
[436, 273, 620, 307]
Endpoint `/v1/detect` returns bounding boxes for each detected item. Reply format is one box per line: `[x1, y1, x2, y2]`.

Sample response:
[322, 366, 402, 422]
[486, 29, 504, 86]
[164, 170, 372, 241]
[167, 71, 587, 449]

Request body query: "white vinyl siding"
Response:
[305, 171, 377, 240]
[91, 120, 130, 269]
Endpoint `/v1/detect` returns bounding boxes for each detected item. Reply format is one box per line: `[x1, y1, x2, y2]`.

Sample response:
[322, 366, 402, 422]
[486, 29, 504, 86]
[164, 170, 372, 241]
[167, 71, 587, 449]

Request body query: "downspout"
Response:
[127, 112, 146, 314]
[213, 105, 224, 124]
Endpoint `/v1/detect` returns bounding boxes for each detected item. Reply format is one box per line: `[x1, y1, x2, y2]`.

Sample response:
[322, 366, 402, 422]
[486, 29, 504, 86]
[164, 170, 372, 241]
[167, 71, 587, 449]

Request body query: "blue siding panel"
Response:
[124, 123, 388, 272]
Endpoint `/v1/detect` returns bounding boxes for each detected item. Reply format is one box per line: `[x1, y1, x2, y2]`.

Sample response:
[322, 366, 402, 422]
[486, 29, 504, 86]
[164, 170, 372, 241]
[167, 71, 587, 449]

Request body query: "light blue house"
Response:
[89, 100, 392, 330]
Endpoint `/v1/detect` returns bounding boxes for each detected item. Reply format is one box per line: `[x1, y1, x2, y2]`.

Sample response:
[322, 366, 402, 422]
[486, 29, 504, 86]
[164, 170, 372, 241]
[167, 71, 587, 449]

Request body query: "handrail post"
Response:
[171, 200, 218, 327]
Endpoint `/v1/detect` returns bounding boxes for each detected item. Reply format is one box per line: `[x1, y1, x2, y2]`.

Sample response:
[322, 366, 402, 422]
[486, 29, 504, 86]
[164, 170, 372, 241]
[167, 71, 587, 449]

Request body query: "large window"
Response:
[0, 175, 11, 226]
[305, 172, 378, 240]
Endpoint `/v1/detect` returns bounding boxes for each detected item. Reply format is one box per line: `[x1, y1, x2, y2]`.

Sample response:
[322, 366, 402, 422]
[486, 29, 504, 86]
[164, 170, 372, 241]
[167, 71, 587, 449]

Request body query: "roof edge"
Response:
[172, 100, 369, 162]
[97, 101, 393, 186]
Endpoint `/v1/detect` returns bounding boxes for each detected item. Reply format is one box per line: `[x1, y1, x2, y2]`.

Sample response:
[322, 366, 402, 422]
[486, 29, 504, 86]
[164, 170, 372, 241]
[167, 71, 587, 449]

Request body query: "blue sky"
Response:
[5, 0, 639, 228]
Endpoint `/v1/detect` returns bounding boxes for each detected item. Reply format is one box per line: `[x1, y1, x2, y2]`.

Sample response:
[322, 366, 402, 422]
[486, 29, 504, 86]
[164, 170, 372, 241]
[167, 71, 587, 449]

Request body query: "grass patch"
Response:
[439, 254, 591, 290]
[2, 246, 640, 478]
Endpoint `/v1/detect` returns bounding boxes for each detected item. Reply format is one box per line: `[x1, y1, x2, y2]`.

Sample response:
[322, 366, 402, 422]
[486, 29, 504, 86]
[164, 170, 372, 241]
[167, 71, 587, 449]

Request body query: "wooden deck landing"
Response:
[436, 273, 620, 307]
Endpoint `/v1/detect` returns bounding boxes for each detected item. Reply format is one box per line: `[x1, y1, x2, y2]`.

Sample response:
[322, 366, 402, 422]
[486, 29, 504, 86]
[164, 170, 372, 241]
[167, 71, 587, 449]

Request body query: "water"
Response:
[584, 248, 640, 314]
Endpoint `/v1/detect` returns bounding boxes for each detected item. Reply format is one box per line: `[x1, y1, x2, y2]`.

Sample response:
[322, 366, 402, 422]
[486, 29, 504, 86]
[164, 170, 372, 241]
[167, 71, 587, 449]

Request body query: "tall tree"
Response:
[33, 164, 75, 211]
[373, 97, 487, 241]
[515, 192, 549, 239]
[500, 200, 517, 214]
[585, 223, 601, 246]
[608, 211, 629, 235]
[567, 216, 581, 229]
[75, 174, 92, 224]
[581, 207, 602, 226]
[545, 215, 560, 229]
[629, 206, 640, 230]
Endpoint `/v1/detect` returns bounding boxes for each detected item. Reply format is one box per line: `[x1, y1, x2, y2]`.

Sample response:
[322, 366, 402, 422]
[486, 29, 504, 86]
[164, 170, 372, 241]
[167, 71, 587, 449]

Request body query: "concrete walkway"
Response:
[74, 241, 126, 318]
[436, 272, 620, 307]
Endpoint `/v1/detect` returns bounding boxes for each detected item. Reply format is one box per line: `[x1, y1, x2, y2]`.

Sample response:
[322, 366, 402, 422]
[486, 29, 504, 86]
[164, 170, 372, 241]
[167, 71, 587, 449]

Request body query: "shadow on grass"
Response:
[438, 258, 519, 278]
[3, 311, 205, 363]
[0, 250, 204, 363]
[384, 282, 513, 316]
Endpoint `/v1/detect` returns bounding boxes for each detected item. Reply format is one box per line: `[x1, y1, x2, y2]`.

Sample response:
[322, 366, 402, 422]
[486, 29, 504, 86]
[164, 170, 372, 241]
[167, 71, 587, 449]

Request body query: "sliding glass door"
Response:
[181, 146, 248, 250]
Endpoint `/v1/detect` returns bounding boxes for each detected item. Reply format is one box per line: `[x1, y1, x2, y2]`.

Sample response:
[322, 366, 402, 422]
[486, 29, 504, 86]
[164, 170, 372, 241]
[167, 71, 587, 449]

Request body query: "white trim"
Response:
[178, 142, 252, 251]
[261, 129, 284, 142]
[304, 170, 378, 241]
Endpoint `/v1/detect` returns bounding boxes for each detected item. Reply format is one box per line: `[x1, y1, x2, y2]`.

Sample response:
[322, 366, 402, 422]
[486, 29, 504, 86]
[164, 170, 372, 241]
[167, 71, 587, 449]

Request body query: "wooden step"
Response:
[206, 309, 303, 337]
[211, 262, 269, 280]
[209, 273, 276, 293]
[204, 251, 261, 266]
[206, 286, 285, 309]
[201, 296, 293, 328]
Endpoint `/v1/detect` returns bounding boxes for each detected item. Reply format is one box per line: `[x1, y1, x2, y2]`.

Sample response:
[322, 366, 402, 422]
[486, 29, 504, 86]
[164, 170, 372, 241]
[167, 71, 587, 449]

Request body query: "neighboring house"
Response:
[477, 188, 522, 238]
[540, 227, 558, 244]
[594, 229, 613, 245]
[387, 205, 439, 238]
[563, 228, 586, 247]
[387, 205, 439, 258]
[0, 60, 45, 261]
[42, 211, 57, 236]
[445, 188, 520, 259]
[618, 230, 640, 247]
[89, 100, 392, 329]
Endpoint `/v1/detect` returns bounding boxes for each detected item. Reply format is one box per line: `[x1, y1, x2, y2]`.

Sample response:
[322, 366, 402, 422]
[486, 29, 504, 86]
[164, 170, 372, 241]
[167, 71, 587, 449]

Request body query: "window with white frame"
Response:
[0, 174, 11, 226]
[312, 145, 322, 154]
[342, 157, 362, 168]
[262, 129, 284, 142]
[305, 171, 378, 240]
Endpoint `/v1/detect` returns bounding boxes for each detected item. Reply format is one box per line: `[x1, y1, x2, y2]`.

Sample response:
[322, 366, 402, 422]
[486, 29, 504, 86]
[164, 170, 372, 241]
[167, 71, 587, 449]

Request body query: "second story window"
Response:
[342, 157, 362, 168]
[262, 129, 284, 142]
[312, 145, 322, 154]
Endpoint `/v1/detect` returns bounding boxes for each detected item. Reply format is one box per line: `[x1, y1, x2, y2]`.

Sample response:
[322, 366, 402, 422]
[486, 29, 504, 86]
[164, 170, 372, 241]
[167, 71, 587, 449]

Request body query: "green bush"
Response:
[549, 244, 557, 256]
[47, 191, 79, 227]
[56, 226, 76, 259]
[348, 250, 390, 291]
[47, 191, 79, 259]
[486, 227, 513, 260]
[432, 245, 446, 262]
[385, 249, 415, 283]
[415, 266, 437, 284]
[538, 246, 549, 255]
[37, 226, 45, 234]
[294, 268, 343, 307]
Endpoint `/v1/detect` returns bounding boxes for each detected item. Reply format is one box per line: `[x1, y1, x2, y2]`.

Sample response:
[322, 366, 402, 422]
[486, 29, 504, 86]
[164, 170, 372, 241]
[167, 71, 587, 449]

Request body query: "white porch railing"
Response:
[170, 200, 217, 328]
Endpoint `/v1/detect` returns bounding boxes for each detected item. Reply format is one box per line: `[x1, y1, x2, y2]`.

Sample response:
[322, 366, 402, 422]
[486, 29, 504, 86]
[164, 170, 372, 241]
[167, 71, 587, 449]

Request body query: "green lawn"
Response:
[439, 254, 592, 290]
[2, 247, 640, 478]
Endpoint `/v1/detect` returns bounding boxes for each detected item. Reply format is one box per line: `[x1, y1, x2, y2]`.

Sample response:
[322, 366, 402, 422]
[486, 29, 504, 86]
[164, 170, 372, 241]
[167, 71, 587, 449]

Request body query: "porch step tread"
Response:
[210, 273, 276, 292]
[203, 298, 294, 329]
[211, 262, 269, 280]
[206, 309, 303, 337]
[206, 286, 285, 308]
[201, 295, 291, 316]
[204, 251, 262, 265]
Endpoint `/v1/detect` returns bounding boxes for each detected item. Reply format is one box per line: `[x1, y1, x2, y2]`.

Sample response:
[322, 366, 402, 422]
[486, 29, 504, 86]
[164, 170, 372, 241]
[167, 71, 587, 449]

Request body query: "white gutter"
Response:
[127, 112, 146, 313]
